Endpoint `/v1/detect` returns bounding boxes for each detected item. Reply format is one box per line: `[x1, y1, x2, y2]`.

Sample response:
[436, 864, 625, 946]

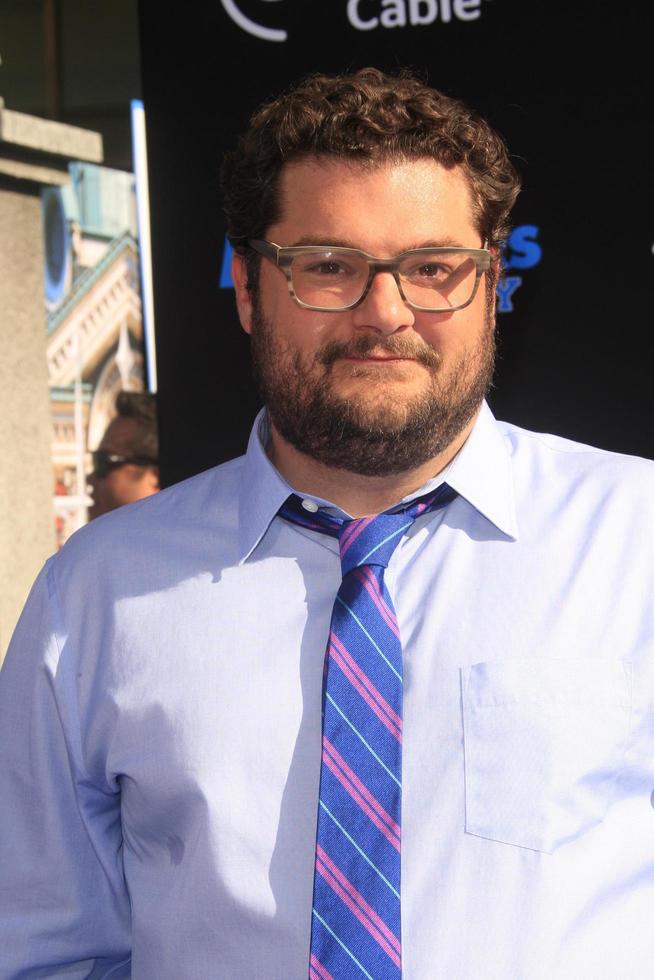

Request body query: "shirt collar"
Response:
[238, 400, 517, 562]
[238, 410, 293, 563]
[444, 401, 518, 540]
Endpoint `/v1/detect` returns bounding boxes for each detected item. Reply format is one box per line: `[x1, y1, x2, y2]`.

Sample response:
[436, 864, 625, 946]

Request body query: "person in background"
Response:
[88, 389, 159, 519]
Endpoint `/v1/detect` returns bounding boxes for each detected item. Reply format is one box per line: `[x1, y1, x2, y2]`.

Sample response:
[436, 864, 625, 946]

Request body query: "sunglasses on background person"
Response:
[91, 449, 158, 479]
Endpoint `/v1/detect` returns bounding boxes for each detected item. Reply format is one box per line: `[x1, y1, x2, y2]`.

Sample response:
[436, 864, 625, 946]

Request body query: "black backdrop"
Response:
[137, 0, 654, 488]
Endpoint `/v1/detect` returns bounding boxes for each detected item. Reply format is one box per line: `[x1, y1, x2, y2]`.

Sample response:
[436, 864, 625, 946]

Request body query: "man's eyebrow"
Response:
[289, 236, 473, 250]
[291, 236, 366, 249]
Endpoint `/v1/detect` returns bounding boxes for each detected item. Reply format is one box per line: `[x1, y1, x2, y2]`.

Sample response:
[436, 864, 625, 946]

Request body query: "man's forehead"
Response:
[278, 153, 468, 190]
[99, 416, 138, 452]
[273, 155, 477, 244]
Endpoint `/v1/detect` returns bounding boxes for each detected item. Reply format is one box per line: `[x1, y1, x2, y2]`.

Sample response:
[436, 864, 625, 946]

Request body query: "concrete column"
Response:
[0, 98, 102, 661]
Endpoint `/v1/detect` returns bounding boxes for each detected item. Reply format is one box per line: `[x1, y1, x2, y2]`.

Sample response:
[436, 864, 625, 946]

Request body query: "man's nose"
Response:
[351, 271, 415, 335]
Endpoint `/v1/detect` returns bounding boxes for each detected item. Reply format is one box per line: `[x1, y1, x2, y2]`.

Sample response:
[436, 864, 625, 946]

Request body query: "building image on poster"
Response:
[43, 162, 147, 547]
[0, 1, 150, 657]
[0, 1, 151, 550]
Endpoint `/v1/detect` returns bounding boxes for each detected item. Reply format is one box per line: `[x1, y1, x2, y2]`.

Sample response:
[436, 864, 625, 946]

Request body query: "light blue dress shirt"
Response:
[1, 403, 653, 979]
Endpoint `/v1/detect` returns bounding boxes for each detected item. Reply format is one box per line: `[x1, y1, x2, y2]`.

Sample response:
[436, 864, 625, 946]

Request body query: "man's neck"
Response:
[267, 414, 478, 518]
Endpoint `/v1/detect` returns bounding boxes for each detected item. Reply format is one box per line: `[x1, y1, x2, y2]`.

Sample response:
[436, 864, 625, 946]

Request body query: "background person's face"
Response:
[233, 157, 496, 475]
[88, 416, 159, 519]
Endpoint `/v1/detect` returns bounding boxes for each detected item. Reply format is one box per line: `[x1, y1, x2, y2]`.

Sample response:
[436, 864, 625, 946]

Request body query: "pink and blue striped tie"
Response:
[280, 484, 456, 979]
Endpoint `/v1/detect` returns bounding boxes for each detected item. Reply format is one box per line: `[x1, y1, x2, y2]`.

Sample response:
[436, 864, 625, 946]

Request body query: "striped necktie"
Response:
[279, 483, 456, 980]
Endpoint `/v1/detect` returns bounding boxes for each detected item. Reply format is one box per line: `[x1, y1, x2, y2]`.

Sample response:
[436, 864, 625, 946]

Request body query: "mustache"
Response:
[318, 335, 440, 369]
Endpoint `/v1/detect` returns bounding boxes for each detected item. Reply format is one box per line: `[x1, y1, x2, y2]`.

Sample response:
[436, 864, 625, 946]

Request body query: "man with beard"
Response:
[1, 69, 653, 980]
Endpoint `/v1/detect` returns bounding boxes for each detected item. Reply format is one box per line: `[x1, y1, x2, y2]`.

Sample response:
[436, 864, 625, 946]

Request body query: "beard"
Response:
[250, 297, 496, 477]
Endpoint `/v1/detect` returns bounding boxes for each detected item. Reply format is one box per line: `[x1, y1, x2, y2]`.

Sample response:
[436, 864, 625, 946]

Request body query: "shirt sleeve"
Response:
[0, 560, 131, 978]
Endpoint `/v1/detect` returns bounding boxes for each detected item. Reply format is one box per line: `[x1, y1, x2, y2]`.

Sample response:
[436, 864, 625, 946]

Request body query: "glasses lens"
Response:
[399, 251, 479, 310]
[92, 450, 124, 477]
[92, 450, 108, 477]
[290, 250, 369, 309]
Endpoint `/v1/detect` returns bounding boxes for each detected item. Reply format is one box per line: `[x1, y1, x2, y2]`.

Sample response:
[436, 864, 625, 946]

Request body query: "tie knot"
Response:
[279, 483, 457, 576]
[337, 512, 413, 575]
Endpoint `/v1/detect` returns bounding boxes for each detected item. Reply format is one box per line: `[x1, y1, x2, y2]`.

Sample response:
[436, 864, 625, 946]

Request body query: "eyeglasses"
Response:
[92, 449, 158, 478]
[245, 238, 491, 313]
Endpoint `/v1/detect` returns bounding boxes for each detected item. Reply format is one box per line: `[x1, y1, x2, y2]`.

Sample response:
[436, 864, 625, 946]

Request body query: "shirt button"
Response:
[301, 499, 319, 513]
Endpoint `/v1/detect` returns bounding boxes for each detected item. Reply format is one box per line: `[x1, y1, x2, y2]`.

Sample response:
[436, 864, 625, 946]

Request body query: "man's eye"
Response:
[306, 261, 349, 276]
[415, 263, 449, 279]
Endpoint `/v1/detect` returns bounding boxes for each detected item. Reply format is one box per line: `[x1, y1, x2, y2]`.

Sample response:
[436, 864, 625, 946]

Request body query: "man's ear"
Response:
[489, 245, 501, 320]
[232, 252, 253, 335]
[133, 465, 159, 496]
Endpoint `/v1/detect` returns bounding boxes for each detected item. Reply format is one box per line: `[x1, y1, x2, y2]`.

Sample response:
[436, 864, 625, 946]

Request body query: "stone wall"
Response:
[0, 183, 55, 660]
[0, 99, 102, 661]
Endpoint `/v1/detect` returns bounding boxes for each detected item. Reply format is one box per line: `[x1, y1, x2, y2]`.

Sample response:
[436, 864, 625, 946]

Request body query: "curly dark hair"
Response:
[115, 390, 159, 462]
[222, 67, 521, 283]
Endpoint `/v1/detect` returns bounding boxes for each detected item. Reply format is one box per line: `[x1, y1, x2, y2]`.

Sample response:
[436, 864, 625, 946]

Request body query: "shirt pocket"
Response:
[461, 658, 632, 853]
